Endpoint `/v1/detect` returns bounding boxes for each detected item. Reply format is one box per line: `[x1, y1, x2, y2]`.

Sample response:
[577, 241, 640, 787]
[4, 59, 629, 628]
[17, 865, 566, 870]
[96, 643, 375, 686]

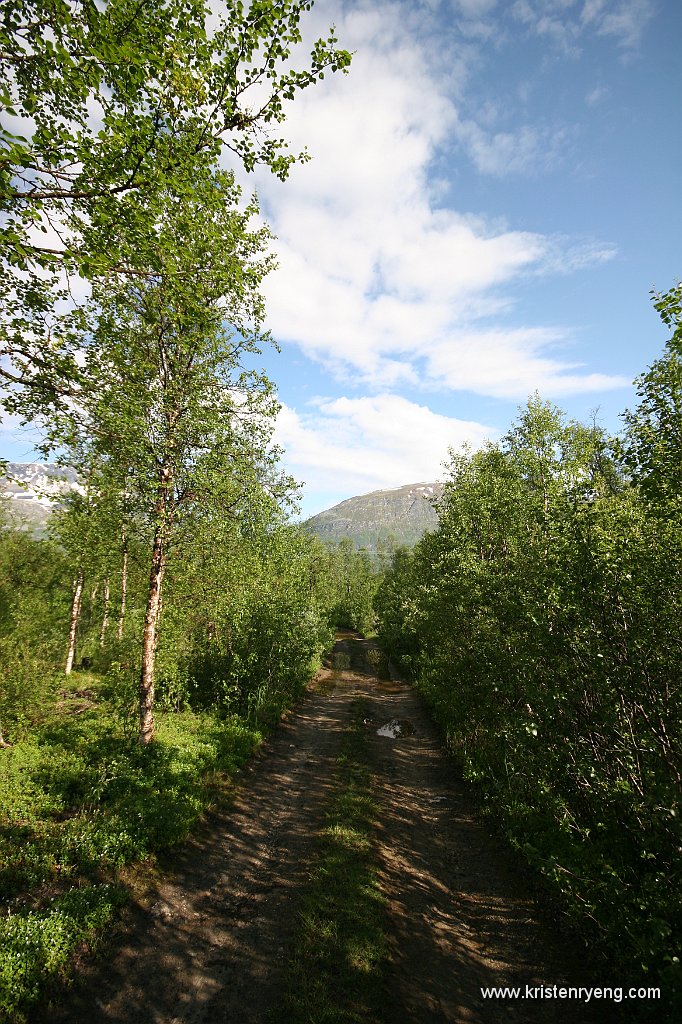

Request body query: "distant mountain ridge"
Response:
[0, 462, 82, 531]
[2, 466, 445, 550]
[304, 481, 444, 553]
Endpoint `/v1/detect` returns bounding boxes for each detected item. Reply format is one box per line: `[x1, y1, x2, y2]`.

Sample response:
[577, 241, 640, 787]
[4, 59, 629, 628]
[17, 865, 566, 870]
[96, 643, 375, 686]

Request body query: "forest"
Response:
[0, 0, 680, 1021]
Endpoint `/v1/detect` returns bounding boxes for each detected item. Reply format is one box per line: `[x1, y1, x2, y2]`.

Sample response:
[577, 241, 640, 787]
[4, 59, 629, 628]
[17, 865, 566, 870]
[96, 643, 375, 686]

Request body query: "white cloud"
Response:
[595, 1, 654, 48]
[275, 394, 495, 501]
[452, 0, 499, 16]
[452, 118, 571, 176]
[585, 84, 609, 105]
[248, 0, 624, 402]
[511, 0, 583, 54]
[538, 236, 618, 274]
[423, 327, 631, 397]
[248, 3, 622, 399]
[513, 0, 654, 50]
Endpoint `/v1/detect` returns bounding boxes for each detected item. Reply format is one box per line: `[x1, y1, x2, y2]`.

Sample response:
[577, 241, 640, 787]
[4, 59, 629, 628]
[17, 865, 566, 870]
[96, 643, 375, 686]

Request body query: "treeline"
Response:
[0, 495, 381, 750]
[0, 496, 380, 743]
[375, 286, 682, 1007]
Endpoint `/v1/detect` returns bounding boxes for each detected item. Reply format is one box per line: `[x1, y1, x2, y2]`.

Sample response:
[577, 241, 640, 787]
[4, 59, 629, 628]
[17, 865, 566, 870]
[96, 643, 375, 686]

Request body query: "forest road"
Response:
[34, 631, 606, 1024]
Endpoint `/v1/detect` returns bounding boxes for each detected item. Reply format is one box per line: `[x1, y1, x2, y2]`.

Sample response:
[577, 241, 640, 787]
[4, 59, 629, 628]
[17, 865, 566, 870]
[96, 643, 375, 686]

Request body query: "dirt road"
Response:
[35, 632, 605, 1024]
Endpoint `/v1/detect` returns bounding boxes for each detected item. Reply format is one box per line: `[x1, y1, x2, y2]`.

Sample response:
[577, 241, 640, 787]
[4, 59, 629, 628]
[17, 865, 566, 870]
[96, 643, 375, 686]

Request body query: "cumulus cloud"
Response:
[275, 395, 495, 502]
[250, 1, 623, 400]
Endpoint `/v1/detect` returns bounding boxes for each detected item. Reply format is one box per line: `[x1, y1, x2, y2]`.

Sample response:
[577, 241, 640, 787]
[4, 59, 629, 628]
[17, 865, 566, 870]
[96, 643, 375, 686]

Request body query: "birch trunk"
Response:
[138, 476, 171, 745]
[65, 569, 84, 675]
[117, 536, 128, 641]
[99, 577, 111, 647]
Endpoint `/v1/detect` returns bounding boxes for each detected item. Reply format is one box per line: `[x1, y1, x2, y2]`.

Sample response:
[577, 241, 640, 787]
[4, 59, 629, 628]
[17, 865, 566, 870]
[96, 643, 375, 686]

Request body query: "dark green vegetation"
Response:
[0, 698, 252, 1021]
[375, 285, 682, 1018]
[305, 482, 443, 555]
[277, 699, 387, 1024]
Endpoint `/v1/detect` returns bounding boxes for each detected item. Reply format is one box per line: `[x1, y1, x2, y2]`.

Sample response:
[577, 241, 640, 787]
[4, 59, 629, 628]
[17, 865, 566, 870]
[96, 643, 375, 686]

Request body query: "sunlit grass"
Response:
[277, 699, 387, 1024]
[0, 670, 264, 1021]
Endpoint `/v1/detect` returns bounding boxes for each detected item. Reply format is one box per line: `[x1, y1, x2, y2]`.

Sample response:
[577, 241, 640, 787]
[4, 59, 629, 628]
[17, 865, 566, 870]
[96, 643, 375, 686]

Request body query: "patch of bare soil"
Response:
[34, 632, 608, 1024]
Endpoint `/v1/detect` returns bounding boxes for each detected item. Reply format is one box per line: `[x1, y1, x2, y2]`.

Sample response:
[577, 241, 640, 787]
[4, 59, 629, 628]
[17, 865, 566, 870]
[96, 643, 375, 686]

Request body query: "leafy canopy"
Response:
[0, 0, 351, 404]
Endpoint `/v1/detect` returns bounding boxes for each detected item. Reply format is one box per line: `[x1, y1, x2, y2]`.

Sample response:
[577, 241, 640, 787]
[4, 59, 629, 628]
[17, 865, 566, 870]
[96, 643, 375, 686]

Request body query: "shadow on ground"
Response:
[34, 631, 611, 1024]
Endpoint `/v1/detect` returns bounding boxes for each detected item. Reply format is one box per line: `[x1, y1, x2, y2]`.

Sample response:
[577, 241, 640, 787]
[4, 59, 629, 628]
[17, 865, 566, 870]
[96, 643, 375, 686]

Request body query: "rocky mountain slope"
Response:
[0, 463, 81, 532]
[304, 481, 444, 553]
[2, 466, 444, 552]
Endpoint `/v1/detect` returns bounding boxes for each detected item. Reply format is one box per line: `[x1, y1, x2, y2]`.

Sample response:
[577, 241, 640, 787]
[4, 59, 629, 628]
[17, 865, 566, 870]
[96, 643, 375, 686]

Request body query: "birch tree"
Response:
[1, 0, 350, 407]
[52, 168, 286, 742]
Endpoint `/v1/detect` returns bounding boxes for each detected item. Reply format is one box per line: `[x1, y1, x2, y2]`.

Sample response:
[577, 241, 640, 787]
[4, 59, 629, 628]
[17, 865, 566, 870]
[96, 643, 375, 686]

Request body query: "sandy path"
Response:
[34, 631, 606, 1024]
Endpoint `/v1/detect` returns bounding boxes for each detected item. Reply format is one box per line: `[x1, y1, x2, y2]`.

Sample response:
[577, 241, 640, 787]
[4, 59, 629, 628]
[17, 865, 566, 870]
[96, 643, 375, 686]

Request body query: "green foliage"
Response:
[2, 0, 351, 232]
[1, 1, 351, 408]
[318, 539, 382, 634]
[0, 525, 70, 739]
[375, 368, 682, 1010]
[1, 0, 353, 747]
[0, 701, 261, 896]
[0, 0, 353, 451]
[0, 883, 126, 1022]
[156, 522, 334, 725]
[0, 691, 263, 1017]
[37, 162, 306, 742]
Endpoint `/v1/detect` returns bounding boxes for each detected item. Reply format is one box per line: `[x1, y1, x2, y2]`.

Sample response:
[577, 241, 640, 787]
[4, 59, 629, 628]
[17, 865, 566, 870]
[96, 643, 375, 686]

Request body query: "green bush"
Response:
[375, 393, 682, 1015]
[0, 885, 126, 1022]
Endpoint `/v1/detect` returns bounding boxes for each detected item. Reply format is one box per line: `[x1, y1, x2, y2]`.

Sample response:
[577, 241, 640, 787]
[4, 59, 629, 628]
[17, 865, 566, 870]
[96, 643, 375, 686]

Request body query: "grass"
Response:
[0, 671, 265, 1022]
[276, 698, 388, 1024]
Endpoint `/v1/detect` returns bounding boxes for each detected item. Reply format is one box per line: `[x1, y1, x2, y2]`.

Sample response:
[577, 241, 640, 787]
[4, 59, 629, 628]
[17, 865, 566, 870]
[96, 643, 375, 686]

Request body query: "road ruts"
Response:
[34, 631, 610, 1024]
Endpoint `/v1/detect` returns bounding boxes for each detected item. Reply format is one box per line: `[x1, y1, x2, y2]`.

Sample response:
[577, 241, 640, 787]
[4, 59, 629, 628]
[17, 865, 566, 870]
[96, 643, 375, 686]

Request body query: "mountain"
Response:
[0, 463, 82, 533]
[304, 481, 444, 553]
[2, 466, 445, 551]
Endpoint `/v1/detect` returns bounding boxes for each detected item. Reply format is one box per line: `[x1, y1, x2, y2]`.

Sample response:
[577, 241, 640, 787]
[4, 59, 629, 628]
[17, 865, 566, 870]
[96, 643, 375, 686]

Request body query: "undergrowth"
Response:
[0, 672, 266, 1022]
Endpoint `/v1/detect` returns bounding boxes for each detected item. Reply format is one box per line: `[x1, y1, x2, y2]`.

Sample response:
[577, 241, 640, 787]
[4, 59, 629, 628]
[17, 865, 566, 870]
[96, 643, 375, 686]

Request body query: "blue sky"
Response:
[2, 0, 680, 521]
[250, 0, 681, 517]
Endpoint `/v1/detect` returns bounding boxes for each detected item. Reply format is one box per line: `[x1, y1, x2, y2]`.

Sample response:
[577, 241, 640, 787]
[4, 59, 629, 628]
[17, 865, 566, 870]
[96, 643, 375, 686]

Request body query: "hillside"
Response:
[1, 467, 445, 551]
[0, 463, 81, 533]
[304, 481, 443, 553]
